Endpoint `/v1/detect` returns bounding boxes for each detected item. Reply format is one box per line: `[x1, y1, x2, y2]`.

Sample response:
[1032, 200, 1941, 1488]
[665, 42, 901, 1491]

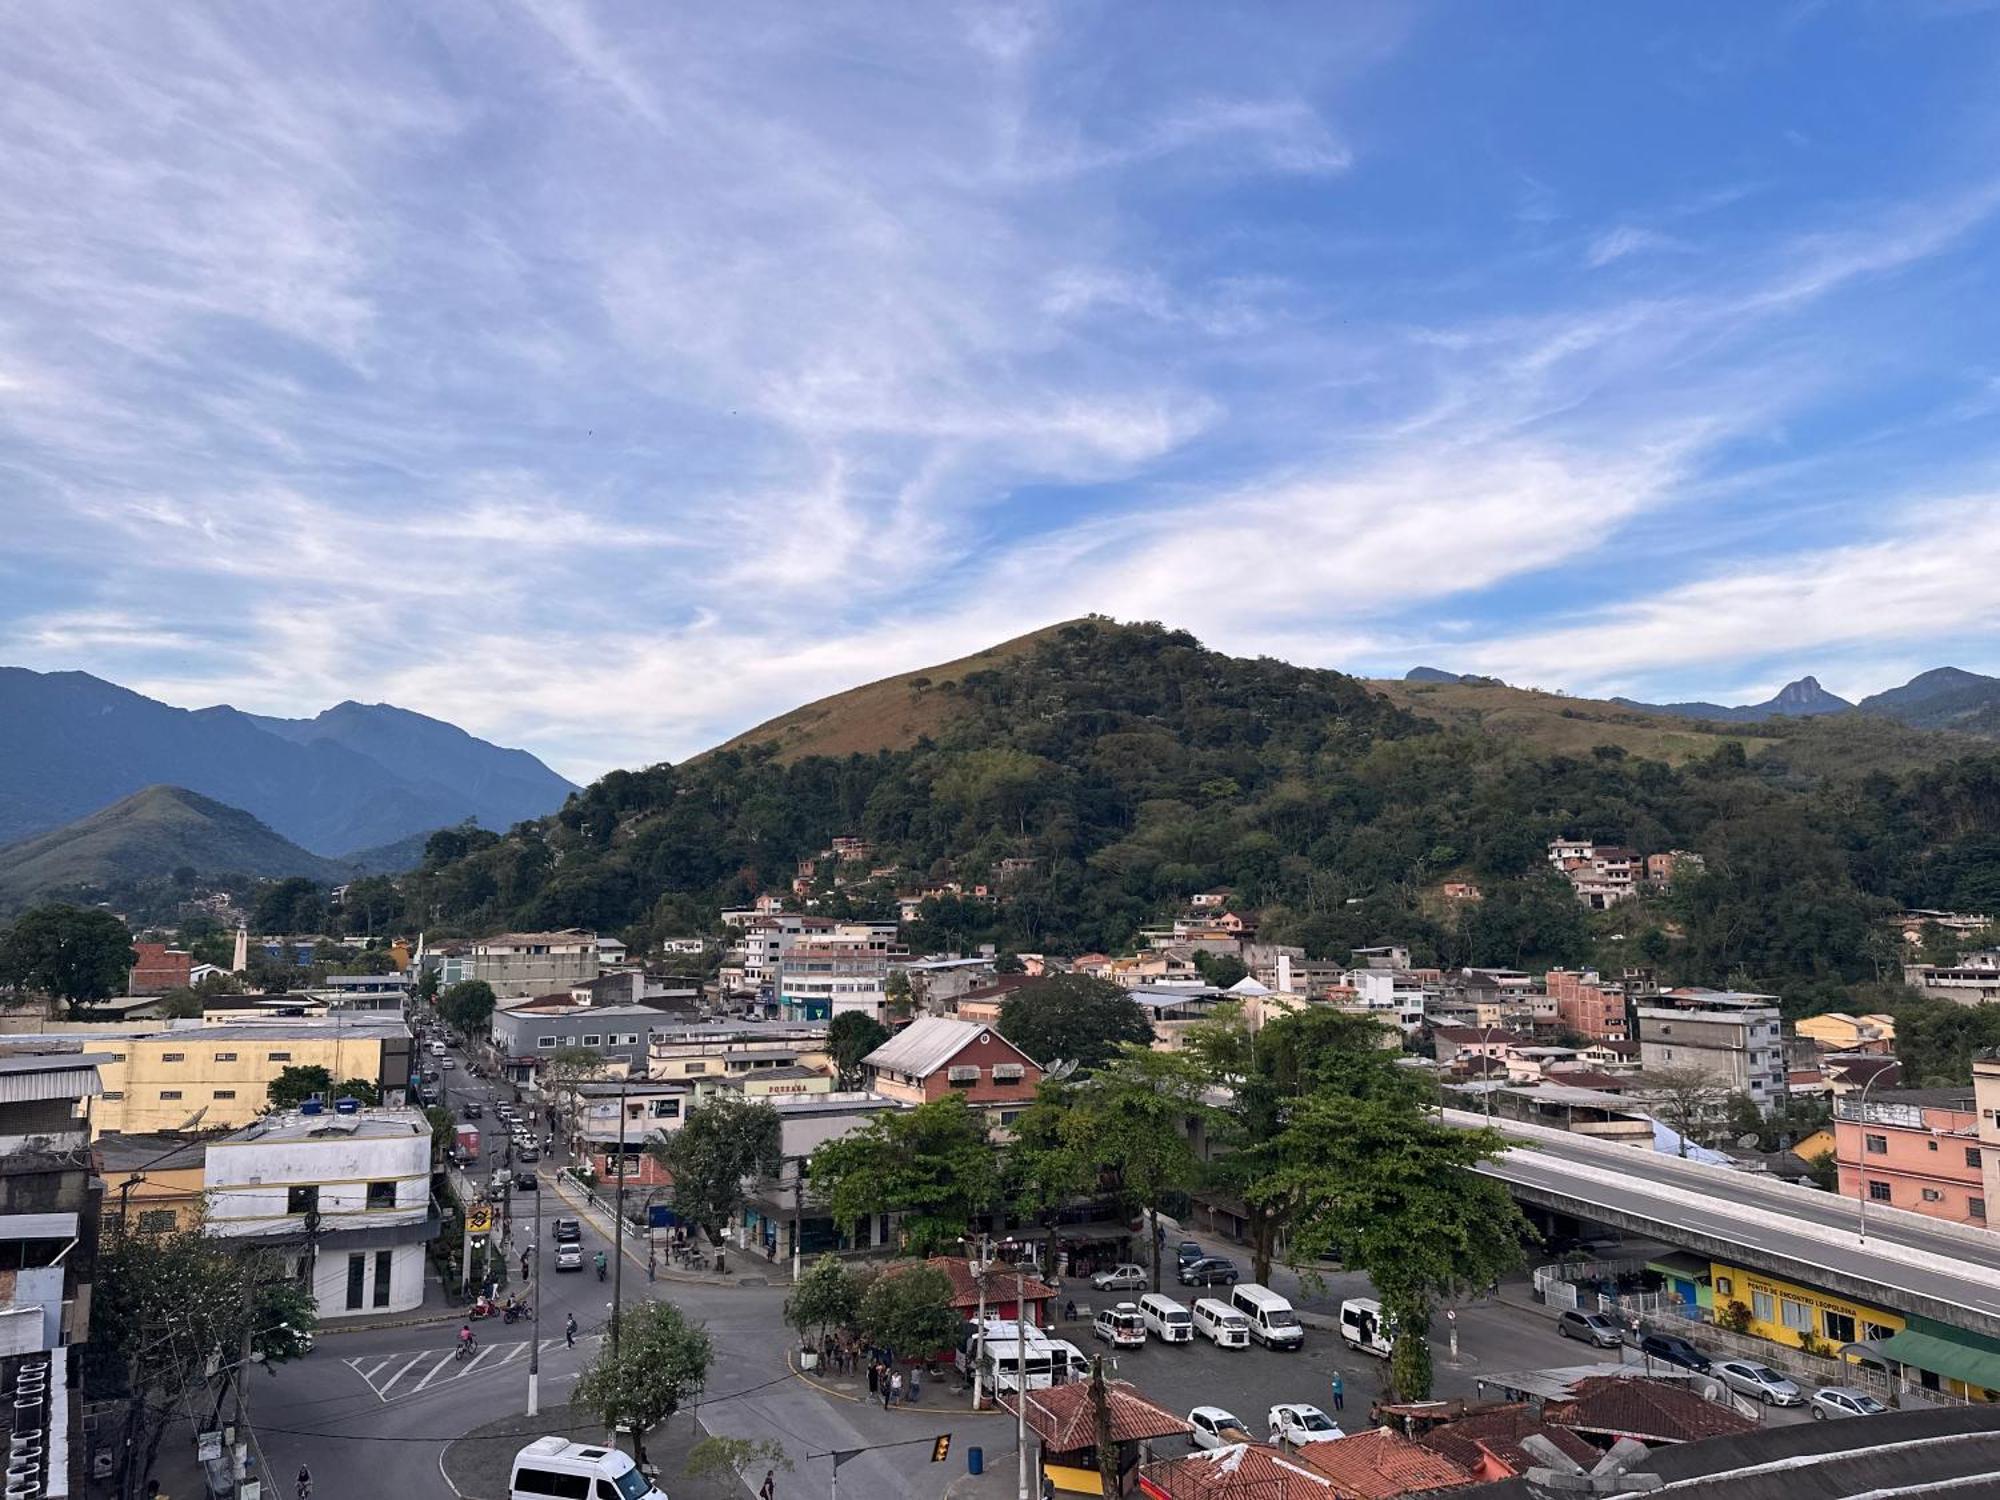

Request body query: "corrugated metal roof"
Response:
[863, 1017, 1027, 1077]
[0, 1055, 105, 1105]
[0, 1213, 77, 1241]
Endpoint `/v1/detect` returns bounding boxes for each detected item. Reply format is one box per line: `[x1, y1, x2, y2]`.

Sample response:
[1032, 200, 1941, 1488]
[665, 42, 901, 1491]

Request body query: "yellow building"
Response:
[95, 1133, 210, 1233]
[1795, 1012, 1896, 1050]
[43, 1019, 417, 1136]
[1792, 1127, 1835, 1162]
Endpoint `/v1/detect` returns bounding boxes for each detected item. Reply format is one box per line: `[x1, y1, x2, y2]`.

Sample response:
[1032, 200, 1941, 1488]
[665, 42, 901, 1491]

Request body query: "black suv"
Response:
[1637, 1331, 1711, 1371]
[460, 1101, 482, 1119]
[552, 1217, 583, 1243]
[1178, 1256, 1239, 1286]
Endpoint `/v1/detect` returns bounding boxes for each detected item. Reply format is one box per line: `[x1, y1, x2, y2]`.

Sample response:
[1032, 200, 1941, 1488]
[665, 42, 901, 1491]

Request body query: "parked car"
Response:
[1636, 1332, 1710, 1372]
[1092, 1303, 1146, 1348]
[439, 1057, 455, 1070]
[552, 1218, 582, 1243]
[554, 1242, 583, 1272]
[1187, 1407, 1247, 1451]
[1267, 1404, 1344, 1448]
[1809, 1387, 1887, 1420]
[1178, 1257, 1239, 1287]
[1556, 1310, 1624, 1348]
[1715, 1360, 1804, 1406]
[1092, 1264, 1149, 1293]
[1174, 1241, 1205, 1268]
[460, 1101, 482, 1119]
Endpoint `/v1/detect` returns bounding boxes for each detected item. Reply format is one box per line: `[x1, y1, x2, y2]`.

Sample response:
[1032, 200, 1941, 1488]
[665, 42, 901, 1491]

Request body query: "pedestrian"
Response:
[1329, 1371, 1345, 1412]
[647, 1249, 656, 1283]
[758, 1471, 775, 1500]
[908, 1365, 920, 1402]
[867, 1361, 879, 1395]
[565, 1313, 577, 1349]
[880, 1372, 891, 1410]
[297, 1468, 312, 1500]
[521, 1250, 532, 1279]
[891, 1370, 904, 1406]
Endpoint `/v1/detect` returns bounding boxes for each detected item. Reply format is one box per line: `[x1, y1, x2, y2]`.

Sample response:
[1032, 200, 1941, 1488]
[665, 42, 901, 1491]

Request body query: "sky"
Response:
[6, 3, 2000, 780]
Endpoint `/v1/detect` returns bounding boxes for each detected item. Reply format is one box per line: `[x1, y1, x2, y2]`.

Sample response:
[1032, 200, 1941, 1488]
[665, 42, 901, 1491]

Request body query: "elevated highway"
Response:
[1444, 1108, 2000, 1340]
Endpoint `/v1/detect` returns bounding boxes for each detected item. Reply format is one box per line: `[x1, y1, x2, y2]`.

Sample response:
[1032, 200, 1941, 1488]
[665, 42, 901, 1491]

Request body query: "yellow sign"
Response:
[466, 1205, 494, 1235]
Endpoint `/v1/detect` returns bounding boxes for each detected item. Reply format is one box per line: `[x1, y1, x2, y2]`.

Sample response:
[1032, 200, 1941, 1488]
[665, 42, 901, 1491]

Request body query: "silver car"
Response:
[1809, 1386, 1887, 1420]
[1715, 1359, 1804, 1406]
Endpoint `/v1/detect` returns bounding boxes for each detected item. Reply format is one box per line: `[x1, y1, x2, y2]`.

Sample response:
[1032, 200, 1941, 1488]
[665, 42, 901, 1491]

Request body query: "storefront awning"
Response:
[1877, 1328, 2000, 1393]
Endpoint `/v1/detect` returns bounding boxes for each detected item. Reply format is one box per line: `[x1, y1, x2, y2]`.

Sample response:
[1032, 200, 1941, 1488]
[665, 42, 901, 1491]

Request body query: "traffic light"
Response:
[930, 1435, 951, 1464]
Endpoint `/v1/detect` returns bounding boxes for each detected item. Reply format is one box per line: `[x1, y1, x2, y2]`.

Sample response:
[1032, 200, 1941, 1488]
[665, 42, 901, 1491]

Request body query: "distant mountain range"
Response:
[0, 668, 576, 857]
[1403, 664, 2000, 735]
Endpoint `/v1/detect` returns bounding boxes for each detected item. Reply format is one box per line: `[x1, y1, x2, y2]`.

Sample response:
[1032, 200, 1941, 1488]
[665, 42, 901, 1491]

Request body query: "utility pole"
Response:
[528, 1156, 543, 1416]
[790, 1167, 804, 1284]
[611, 1087, 627, 1360]
[963, 1234, 991, 1409]
[1016, 1263, 1029, 1500]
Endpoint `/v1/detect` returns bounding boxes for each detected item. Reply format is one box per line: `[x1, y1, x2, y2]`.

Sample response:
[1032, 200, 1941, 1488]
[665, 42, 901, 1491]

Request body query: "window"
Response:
[159, 1090, 183, 1101]
[212, 1090, 235, 1100]
[513, 1469, 590, 1500]
[101, 1091, 124, 1101]
[373, 1249, 393, 1309]
[947, 1065, 980, 1088]
[1823, 1309, 1857, 1343]
[1865, 1134, 1888, 1154]
[268, 1051, 291, 1062]
[138, 1209, 177, 1233]
[1974, 1198, 1988, 1221]
[651, 1099, 681, 1119]
[1869, 1180, 1893, 1202]
[1780, 1298, 1811, 1331]
[1969, 1148, 1983, 1169]
[366, 1181, 398, 1211]
[684, 1062, 707, 1075]
[108, 1053, 126, 1062]
[1751, 1290, 1775, 1324]
[287, 1185, 320, 1216]
[581, 1035, 602, 1048]
[1928, 1139, 1939, 1152]
[1715, 1276, 1734, 1297]
[992, 1063, 1025, 1082]
[161, 1052, 185, 1063]
[1863, 1321, 1897, 1342]
[214, 1052, 237, 1062]
[345, 1253, 366, 1311]
[537, 1037, 557, 1049]
[1922, 1187, 1943, 1202]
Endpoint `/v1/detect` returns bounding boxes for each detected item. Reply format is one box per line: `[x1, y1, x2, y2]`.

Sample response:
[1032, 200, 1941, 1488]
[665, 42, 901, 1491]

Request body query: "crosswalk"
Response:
[341, 1335, 598, 1403]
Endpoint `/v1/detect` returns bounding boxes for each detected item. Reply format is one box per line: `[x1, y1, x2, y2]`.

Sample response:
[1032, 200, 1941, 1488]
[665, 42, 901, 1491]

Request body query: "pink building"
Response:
[1834, 1088, 1986, 1227]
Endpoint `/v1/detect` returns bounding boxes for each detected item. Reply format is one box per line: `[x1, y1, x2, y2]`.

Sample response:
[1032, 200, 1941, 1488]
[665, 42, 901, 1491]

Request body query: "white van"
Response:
[1092, 1302, 1147, 1348]
[1138, 1293, 1194, 1344]
[1339, 1297, 1393, 1358]
[1044, 1338, 1092, 1382]
[1192, 1297, 1250, 1349]
[511, 1437, 663, 1500]
[1229, 1283, 1304, 1350]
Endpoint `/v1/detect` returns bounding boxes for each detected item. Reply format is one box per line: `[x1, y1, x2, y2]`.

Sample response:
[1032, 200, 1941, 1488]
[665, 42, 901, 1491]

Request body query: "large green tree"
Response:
[998, 975, 1153, 1073]
[0, 904, 135, 1013]
[785, 1253, 863, 1347]
[808, 1093, 997, 1256]
[266, 1064, 333, 1109]
[572, 1300, 712, 1465]
[651, 1095, 783, 1247]
[855, 1263, 960, 1360]
[1267, 1096, 1532, 1400]
[1065, 1047, 1207, 1291]
[827, 1011, 890, 1088]
[438, 978, 497, 1034]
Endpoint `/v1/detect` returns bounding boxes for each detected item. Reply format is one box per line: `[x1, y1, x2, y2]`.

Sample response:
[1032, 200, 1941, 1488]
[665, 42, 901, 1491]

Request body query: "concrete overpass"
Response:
[1444, 1108, 2000, 1340]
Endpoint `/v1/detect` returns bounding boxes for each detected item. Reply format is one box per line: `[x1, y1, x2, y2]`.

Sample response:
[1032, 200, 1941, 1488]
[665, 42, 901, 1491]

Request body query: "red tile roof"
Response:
[1139, 1443, 1337, 1500]
[924, 1255, 1058, 1312]
[1001, 1378, 1190, 1451]
[1543, 1376, 1756, 1445]
[1295, 1430, 1472, 1499]
[1414, 1408, 1600, 1477]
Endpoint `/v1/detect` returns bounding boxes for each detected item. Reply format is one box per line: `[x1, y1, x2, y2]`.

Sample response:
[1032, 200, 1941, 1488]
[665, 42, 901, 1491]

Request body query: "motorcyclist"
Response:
[594, 1250, 608, 1281]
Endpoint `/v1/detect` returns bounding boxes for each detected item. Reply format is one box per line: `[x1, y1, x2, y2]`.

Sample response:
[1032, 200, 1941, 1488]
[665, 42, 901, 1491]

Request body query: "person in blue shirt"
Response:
[1329, 1371, 1345, 1411]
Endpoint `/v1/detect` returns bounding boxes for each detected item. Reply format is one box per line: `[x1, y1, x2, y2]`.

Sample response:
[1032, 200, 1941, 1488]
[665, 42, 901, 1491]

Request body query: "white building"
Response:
[203, 1106, 436, 1319]
[1345, 969, 1431, 1032]
[472, 931, 601, 999]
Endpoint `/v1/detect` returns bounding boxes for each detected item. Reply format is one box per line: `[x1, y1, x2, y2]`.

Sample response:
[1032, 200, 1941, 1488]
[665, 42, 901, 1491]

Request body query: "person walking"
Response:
[565, 1313, 577, 1349]
[758, 1470, 775, 1500]
[867, 1361, 879, 1395]
[890, 1370, 904, 1406]
[297, 1467, 312, 1500]
[908, 1365, 921, 1403]
[1329, 1371, 1345, 1412]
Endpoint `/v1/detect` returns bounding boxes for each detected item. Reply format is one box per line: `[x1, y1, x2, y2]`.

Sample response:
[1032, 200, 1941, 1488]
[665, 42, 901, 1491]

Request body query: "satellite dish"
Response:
[1046, 1059, 1080, 1083]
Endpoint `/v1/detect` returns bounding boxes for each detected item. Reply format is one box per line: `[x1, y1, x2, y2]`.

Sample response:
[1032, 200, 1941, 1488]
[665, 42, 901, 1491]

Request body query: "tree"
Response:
[572, 1299, 713, 1466]
[1191, 950, 1249, 988]
[1066, 1047, 1206, 1291]
[1267, 1095, 1531, 1400]
[855, 1263, 959, 1360]
[684, 1437, 791, 1488]
[157, 987, 206, 1019]
[651, 1095, 782, 1247]
[1004, 1083, 1090, 1239]
[336, 1078, 380, 1106]
[998, 975, 1153, 1073]
[339, 875, 403, 938]
[808, 1093, 997, 1256]
[827, 1011, 890, 1088]
[415, 965, 440, 1004]
[424, 1105, 457, 1165]
[546, 1044, 607, 1137]
[884, 969, 914, 1016]
[0, 904, 135, 1014]
[786, 1253, 862, 1348]
[250, 877, 327, 936]
[438, 978, 497, 1034]
[267, 1065, 333, 1110]
[1639, 1066, 1729, 1156]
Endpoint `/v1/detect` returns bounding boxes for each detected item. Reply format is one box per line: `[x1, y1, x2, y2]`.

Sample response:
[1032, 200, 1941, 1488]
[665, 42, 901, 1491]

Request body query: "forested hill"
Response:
[405, 619, 2000, 1001]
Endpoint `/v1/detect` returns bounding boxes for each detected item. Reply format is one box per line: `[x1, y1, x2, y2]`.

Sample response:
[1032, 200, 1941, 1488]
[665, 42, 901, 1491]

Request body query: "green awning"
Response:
[1876, 1328, 2000, 1393]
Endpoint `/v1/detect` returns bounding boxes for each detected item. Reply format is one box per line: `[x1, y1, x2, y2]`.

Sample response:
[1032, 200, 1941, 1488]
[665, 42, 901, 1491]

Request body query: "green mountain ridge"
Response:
[404, 619, 2000, 998]
[0, 785, 351, 907]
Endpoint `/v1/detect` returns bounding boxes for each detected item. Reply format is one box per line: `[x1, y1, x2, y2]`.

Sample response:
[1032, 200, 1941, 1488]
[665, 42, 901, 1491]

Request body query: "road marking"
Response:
[341, 1336, 603, 1403]
[411, 1350, 463, 1393]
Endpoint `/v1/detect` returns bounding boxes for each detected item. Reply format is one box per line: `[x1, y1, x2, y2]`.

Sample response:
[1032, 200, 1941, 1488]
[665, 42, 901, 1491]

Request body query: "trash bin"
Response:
[968, 1447, 983, 1476]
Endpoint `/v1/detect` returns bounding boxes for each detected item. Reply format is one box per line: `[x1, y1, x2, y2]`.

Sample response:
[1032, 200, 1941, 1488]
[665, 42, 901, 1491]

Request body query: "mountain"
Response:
[1403, 666, 1503, 686]
[0, 668, 576, 855]
[1856, 668, 2000, 734]
[0, 786, 347, 905]
[408, 618, 2000, 998]
[1616, 674, 1854, 723]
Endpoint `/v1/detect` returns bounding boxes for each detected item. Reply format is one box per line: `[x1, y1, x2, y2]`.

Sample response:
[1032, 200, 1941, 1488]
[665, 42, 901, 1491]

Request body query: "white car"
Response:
[1092, 1264, 1148, 1293]
[553, 1242, 583, 1272]
[1268, 1403, 1345, 1448]
[1187, 1406, 1247, 1451]
[1092, 1303, 1146, 1348]
[1714, 1359, 1804, 1406]
[1809, 1386, 1887, 1420]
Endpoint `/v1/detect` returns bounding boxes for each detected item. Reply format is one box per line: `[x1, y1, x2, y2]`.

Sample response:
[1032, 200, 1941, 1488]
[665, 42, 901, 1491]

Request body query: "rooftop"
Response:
[1294, 1429, 1473, 1498]
[0, 1018, 408, 1044]
[1001, 1378, 1188, 1450]
[94, 1132, 212, 1172]
[213, 1107, 429, 1145]
[862, 1016, 1039, 1076]
[1140, 1444, 1337, 1500]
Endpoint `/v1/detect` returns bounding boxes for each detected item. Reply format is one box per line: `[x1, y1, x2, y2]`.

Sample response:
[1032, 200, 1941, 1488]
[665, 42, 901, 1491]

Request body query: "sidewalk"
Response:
[545, 1171, 779, 1291]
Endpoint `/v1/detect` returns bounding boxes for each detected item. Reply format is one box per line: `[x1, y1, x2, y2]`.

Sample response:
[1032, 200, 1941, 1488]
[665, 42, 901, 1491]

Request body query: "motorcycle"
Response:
[503, 1300, 532, 1324]
[469, 1295, 497, 1319]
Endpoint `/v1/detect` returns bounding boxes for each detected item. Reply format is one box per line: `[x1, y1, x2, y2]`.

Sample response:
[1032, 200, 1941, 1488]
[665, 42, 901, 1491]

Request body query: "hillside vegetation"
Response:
[0, 785, 348, 907]
[404, 619, 2000, 1001]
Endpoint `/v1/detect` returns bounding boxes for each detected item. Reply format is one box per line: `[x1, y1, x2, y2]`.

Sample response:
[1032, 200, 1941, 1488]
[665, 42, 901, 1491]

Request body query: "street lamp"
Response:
[1854, 1067, 1888, 1243]
[1478, 1025, 1506, 1120]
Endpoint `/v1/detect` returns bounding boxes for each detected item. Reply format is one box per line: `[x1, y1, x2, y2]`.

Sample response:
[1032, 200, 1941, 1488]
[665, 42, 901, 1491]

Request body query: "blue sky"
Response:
[6, 2, 2000, 778]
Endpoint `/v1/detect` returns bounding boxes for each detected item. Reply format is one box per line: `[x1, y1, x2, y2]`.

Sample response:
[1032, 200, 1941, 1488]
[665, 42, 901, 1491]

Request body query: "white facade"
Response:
[204, 1108, 434, 1318]
[1345, 970, 1429, 1032]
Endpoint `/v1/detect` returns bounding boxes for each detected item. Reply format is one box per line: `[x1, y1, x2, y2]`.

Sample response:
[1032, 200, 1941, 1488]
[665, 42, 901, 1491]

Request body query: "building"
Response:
[1796, 1012, 1897, 1054]
[471, 931, 600, 999]
[1903, 955, 2000, 1005]
[710, 1065, 834, 1101]
[127, 943, 191, 996]
[999, 1379, 1188, 1495]
[1473, 1083, 1656, 1148]
[859, 1017, 1043, 1131]
[1635, 988, 1785, 1112]
[570, 1081, 692, 1183]
[645, 1025, 833, 1092]
[739, 1092, 909, 1259]
[0, 1051, 106, 1356]
[1645, 850, 1704, 887]
[1833, 1087, 1984, 1226]
[1346, 969, 1431, 1033]
[203, 1105, 437, 1318]
[774, 943, 888, 1023]
[95, 1131, 209, 1233]
[1542, 970, 1630, 1042]
[489, 1001, 676, 1079]
[30, 1018, 415, 1136]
